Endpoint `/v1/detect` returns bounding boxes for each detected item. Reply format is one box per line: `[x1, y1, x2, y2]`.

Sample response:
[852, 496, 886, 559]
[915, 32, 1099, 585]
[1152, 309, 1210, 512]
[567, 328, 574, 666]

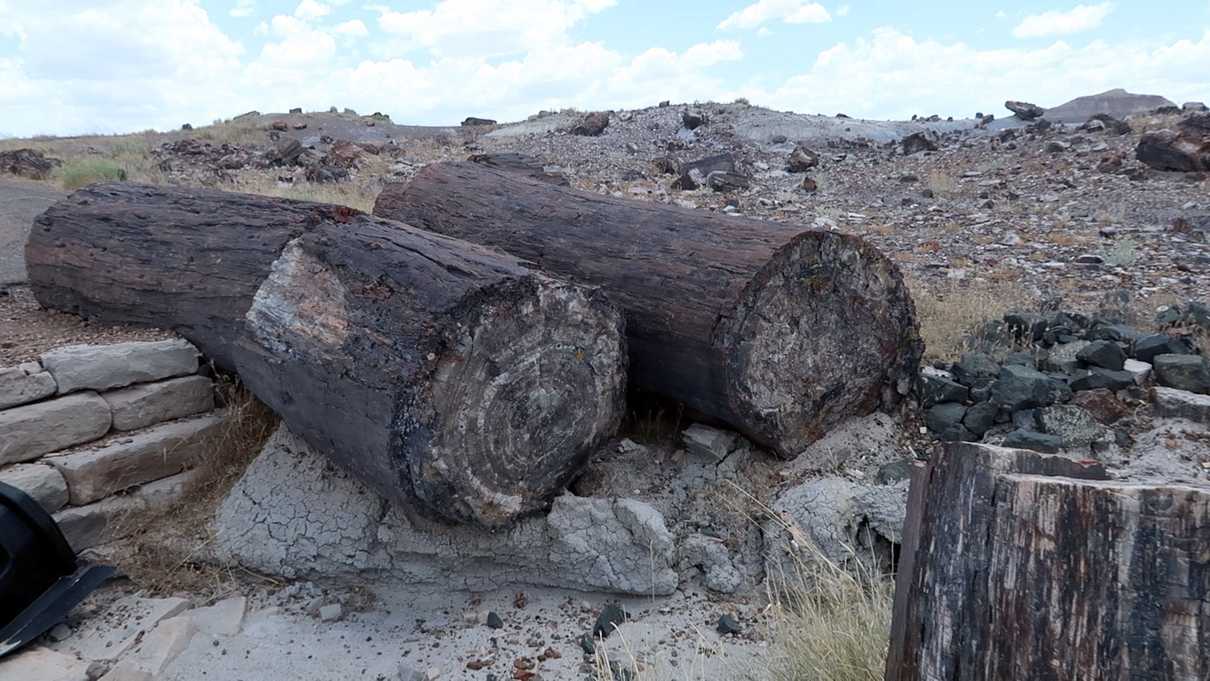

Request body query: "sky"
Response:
[1, 1, 1209, 137]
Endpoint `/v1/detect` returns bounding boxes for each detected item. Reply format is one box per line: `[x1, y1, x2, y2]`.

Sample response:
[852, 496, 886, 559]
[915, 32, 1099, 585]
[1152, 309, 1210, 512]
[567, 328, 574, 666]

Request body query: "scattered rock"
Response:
[901, 131, 939, 155]
[1153, 354, 1210, 394]
[926, 402, 972, 441]
[0, 148, 62, 180]
[1071, 367, 1136, 392]
[571, 112, 610, 136]
[1134, 334, 1193, 363]
[716, 614, 742, 636]
[990, 365, 1065, 411]
[682, 424, 737, 462]
[681, 110, 707, 130]
[486, 611, 503, 629]
[1076, 340, 1126, 371]
[1005, 100, 1044, 120]
[786, 144, 819, 172]
[593, 604, 626, 639]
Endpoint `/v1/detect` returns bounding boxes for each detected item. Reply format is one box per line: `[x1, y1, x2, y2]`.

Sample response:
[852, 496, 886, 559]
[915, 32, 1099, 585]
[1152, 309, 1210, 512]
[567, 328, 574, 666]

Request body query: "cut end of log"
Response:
[416, 278, 627, 526]
[719, 231, 923, 456]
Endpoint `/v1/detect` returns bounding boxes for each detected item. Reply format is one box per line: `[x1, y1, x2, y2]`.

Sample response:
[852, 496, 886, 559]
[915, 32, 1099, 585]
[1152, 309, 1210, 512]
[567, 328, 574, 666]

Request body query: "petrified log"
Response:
[373, 162, 922, 458]
[888, 442, 1210, 681]
[26, 183, 627, 526]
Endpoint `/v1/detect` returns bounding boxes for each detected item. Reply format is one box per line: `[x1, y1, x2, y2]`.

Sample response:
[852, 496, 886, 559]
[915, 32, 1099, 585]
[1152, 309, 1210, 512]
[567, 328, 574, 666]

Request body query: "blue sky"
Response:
[1, 1, 1209, 136]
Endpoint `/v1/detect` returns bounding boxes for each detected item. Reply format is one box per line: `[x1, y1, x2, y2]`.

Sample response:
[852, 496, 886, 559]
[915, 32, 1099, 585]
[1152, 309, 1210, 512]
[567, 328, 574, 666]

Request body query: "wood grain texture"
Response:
[27, 183, 627, 526]
[373, 162, 923, 458]
[891, 442, 1210, 681]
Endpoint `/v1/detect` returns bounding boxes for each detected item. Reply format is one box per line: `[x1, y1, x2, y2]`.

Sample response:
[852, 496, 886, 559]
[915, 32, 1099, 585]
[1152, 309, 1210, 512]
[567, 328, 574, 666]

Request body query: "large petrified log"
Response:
[887, 442, 1210, 681]
[26, 183, 627, 526]
[373, 162, 922, 458]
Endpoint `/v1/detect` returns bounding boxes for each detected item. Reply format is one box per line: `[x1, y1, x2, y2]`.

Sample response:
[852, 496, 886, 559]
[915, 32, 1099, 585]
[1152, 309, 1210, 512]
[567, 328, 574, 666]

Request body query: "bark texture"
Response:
[26, 183, 627, 526]
[889, 442, 1210, 681]
[373, 162, 922, 457]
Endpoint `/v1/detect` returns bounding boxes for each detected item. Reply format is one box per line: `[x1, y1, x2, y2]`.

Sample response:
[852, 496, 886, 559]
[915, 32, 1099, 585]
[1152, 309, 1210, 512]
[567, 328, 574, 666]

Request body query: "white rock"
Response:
[41, 339, 198, 395]
[1124, 359, 1152, 384]
[0, 392, 111, 465]
[53, 595, 191, 662]
[0, 362, 57, 409]
[101, 375, 214, 431]
[0, 646, 90, 681]
[318, 603, 344, 622]
[122, 615, 197, 675]
[1153, 386, 1210, 425]
[48, 414, 223, 505]
[188, 596, 246, 637]
[0, 463, 69, 511]
[97, 661, 153, 681]
[681, 423, 737, 463]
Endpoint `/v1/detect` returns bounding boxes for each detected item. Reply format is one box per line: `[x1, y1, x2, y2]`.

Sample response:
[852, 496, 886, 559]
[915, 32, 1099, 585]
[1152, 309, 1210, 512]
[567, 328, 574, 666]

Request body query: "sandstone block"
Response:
[1153, 386, 1210, 424]
[53, 469, 198, 550]
[49, 414, 222, 505]
[0, 646, 90, 681]
[0, 362, 57, 409]
[0, 462, 69, 511]
[0, 391, 111, 464]
[41, 339, 198, 394]
[102, 375, 214, 431]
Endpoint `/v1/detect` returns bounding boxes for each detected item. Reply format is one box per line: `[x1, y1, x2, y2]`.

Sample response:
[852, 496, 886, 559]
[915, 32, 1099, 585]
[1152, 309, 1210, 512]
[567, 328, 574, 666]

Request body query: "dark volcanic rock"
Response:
[461, 117, 497, 127]
[1137, 118, 1210, 172]
[1003, 429, 1063, 453]
[920, 371, 969, 406]
[990, 365, 1065, 411]
[593, 604, 627, 639]
[926, 402, 973, 441]
[1071, 367, 1135, 392]
[1153, 354, 1210, 394]
[0, 148, 62, 180]
[682, 109, 708, 130]
[1076, 340, 1126, 371]
[1134, 334, 1193, 363]
[952, 352, 1000, 388]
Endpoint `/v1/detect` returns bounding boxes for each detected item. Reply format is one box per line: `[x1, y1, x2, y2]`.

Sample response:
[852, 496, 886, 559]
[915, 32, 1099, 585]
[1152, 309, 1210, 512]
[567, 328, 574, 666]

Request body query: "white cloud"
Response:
[333, 19, 369, 37]
[293, 0, 330, 21]
[746, 27, 1210, 120]
[835, 4, 850, 17]
[375, 0, 616, 58]
[718, 0, 831, 30]
[1013, 3, 1113, 39]
[230, 0, 255, 17]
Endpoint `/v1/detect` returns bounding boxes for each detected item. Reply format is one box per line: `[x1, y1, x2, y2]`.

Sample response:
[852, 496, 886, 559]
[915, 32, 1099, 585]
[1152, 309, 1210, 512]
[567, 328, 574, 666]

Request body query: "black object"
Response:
[0, 481, 114, 657]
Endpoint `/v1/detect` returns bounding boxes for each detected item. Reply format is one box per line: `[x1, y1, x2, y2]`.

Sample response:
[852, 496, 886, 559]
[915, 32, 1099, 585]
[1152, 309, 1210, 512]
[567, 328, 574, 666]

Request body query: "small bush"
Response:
[59, 157, 127, 189]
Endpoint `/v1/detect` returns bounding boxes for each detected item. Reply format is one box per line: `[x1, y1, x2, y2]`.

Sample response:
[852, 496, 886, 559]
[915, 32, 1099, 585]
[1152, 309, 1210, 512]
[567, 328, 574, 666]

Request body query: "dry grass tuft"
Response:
[909, 279, 1028, 362]
[109, 375, 278, 597]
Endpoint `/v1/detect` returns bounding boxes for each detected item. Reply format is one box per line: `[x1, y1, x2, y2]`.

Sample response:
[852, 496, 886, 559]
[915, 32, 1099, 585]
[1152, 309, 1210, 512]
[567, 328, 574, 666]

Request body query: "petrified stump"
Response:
[373, 162, 922, 458]
[27, 183, 627, 526]
[888, 442, 1210, 681]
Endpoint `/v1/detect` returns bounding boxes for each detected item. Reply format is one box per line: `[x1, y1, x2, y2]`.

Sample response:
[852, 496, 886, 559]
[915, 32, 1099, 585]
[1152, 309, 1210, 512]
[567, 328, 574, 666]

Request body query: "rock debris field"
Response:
[0, 90, 1208, 681]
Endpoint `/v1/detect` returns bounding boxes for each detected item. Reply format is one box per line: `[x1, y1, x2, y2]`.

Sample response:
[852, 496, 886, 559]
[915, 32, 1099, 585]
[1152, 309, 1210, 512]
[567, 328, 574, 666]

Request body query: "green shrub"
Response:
[59, 157, 128, 190]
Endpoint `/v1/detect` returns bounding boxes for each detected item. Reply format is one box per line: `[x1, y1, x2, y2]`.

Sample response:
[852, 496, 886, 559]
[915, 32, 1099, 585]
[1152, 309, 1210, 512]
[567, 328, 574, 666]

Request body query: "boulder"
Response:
[0, 391, 111, 464]
[786, 144, 819, 172]
[901, 131, 939, 155]
[1005, 100, 1044, 120]
[460, 117, 497, 127]
[571, 111, 610, 136]
[952, 352, 1000, 388]
[1134, 334, 1193, 363]
[962, 401, 999, 437]
[920, 368, 968, 406]
[1153, 354, 1210, 394]
[680, 534, 743, 593]
[0, 361, 57, 409]
[1043, 341, 1091, 374]
[926, 402, 972, 441]
[764, 476, 908, 583]
[0, 148, 62, 180]
[671, 153, 738, 190]
[1035, 404, 1115, 453]
[1071, 367, 1136, 392]
[1076, 340, 1126, 371]
[681, 109, 708, 130]
[682, 424, 737, 463]
[213, 427, 678, 595]
[990, 365, 1066, 412]
[1136, 116, 1210, 172]
[1002, 429, 1063, 453]
[41, 339, 199, 395]
[1152, 386, 1210, 424]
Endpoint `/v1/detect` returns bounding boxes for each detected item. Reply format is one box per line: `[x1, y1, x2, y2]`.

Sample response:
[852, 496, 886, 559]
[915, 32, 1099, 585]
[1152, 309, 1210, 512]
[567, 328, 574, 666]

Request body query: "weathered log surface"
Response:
[890, 442, 1210, 681]
[373, 162, 922, 457]
[27, 183, 627, 526]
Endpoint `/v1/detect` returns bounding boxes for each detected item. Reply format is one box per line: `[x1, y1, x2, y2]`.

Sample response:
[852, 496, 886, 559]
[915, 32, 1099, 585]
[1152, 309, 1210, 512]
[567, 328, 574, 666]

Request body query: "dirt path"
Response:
[0, 177, 64, 285]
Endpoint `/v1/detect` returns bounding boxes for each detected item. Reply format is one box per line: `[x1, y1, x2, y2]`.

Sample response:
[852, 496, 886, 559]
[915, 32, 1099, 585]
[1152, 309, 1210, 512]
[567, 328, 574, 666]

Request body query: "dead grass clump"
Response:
[924, 170, 957, 197]
[910, 279, 1028, 362]
[230, 172, 382, 212]
[109, 376, 278, 597]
